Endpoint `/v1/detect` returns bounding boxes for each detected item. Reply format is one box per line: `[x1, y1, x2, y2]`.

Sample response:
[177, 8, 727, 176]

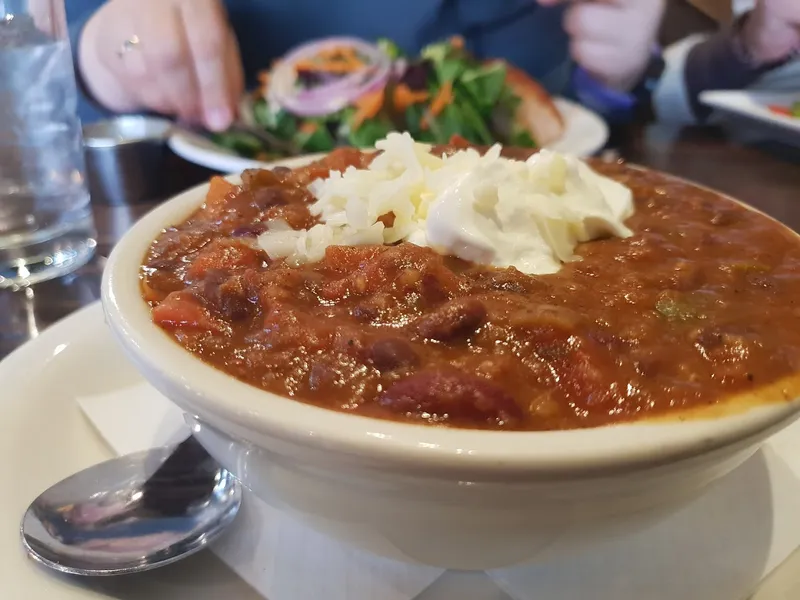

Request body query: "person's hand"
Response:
[537, 0, 666, 91]
[78, 0, 244, 131]
[740, 0, 800, 66]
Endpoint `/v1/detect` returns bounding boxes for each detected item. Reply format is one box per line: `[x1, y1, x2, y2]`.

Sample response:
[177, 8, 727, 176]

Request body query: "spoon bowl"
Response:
[21, 437, 241, 576]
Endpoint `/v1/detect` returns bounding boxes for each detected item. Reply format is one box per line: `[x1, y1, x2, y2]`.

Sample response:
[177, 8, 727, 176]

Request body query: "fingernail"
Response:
[206, 107, 231, 132]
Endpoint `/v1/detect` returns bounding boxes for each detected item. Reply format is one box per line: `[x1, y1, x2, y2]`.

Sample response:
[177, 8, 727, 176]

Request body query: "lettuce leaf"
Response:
[348, 117, 394, 147]
[460, 62, 507, 111]
[295, 120, 336, 153]
[212, 131, 264, 158]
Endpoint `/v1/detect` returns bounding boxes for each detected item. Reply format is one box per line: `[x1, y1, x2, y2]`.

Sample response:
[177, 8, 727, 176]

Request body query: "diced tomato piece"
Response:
[290, 148, 375, 185]
[768, 105, 793, 117]
[186, 239, 264, 282]
[320, 243, 460, 302]
[559, 338, 616, 408]
[322, 245, 387, 274]
[201, 177, 239, 218]
[448, 134, 471, 149]
[152, 292, 228, 333]
[256, 305, 335, 351]
[379, 368, 524, 428]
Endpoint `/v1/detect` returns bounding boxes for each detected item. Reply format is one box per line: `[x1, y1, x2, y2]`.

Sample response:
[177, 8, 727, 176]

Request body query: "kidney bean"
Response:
[249, 187, 291, 210]
[367, 338, 419, 372]
[416, 298, 486, 341]
[231, 224, 268, 237]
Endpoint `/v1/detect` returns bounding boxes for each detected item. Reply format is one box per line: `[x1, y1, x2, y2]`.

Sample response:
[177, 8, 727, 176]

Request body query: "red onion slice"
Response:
[268, 37, 391, 117]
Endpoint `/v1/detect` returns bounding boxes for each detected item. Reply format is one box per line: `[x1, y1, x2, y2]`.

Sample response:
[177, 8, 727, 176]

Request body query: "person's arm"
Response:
[536, 0, 666, 121]
[652, 33, 719, 124]
[654, 3, 799, 123]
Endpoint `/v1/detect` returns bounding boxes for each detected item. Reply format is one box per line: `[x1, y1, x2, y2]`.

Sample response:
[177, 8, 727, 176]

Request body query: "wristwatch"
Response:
[572, 48, 666, 120]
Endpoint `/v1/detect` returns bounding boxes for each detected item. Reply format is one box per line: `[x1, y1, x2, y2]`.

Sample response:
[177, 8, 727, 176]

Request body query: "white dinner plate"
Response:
[700, 90, 800, 136]
[0, 304, 263, 599]
[2, 302, 800, 599]
[168, 97, 609, 173]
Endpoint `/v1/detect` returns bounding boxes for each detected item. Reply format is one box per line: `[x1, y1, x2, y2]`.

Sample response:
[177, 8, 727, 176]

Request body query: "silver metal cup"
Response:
[83, 116, 172, 206]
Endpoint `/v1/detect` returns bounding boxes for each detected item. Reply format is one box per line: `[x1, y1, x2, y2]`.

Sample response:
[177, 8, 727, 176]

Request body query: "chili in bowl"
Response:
[102, 135, 800, 570]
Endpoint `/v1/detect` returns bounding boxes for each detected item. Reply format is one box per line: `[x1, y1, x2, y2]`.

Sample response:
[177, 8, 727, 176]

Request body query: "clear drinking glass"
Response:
[0, 0, 96, 288]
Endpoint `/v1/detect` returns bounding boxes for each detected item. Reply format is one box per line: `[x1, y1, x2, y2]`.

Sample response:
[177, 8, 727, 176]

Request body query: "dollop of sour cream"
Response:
[257, 132, 634, 274]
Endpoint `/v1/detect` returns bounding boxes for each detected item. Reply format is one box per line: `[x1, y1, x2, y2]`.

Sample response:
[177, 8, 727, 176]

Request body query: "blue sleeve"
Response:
[67, 1, 113, 123]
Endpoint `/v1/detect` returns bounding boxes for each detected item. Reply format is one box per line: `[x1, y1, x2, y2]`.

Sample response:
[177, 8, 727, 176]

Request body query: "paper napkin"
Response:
[78, 381, 800, 600]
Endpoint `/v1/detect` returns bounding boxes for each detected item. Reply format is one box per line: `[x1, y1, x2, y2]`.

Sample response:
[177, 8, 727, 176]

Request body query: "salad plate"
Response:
[168, 128, 324, 174]
[169, 36, 608, 172]
[700, 90, 800, 136]
[168, 97, 608, 173]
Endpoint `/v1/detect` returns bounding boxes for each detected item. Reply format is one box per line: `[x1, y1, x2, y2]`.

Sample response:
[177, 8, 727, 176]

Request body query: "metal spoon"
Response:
[226, 122, 300, 155]
[20, 436, 242, 576]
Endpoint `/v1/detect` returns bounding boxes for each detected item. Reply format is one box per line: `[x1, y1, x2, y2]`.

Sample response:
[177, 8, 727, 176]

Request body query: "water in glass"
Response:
[0, 11, 96, 288]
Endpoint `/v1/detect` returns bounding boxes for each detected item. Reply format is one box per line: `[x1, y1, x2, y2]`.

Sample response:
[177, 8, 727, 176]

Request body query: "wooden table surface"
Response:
[1, 122, 798, 360]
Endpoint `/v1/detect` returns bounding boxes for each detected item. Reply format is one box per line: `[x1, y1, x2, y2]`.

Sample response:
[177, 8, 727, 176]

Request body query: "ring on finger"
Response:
[116, 35, 141, 59]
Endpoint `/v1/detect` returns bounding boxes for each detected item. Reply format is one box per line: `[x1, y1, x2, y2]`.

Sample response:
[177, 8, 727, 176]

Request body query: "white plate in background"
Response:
[700, 90, 800, 136]
[168, 97, 609, 173]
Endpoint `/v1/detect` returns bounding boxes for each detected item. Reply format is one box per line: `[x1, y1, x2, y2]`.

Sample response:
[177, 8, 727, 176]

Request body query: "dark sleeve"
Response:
[683, 17, 792, 121]
[67, 4, 113, 123]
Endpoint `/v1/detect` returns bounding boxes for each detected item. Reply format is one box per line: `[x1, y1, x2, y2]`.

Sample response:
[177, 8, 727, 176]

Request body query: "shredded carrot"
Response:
[295, 60, 363, 74]
[351, 87, 385, 130]
[393, 84, 429, 112]
[294, 46, 366, 75]
[420, 110, 431, 131]
[299, 121, 319, 135]
[421, 80, 453, 129]
[449, 35, 465, 50]
[429, 80, 453, 117]
[257, 70, 270, 96]
[319, 46, 359, 62]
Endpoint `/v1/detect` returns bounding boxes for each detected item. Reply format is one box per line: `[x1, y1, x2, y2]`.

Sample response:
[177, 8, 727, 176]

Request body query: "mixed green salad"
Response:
[212, 36, 538, 159]
[768, 102, 800, 119]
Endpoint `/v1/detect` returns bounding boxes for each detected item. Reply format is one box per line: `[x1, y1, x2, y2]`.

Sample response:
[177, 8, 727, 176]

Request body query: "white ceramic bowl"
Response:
[101, 163, 800, 570]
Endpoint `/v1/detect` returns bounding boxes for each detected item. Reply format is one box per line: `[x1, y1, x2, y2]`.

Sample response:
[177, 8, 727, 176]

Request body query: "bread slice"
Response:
[502, 63, 565, 147]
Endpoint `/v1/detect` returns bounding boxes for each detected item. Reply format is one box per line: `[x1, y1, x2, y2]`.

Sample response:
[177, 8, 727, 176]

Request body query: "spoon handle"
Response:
[141, 436, 220, 517]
